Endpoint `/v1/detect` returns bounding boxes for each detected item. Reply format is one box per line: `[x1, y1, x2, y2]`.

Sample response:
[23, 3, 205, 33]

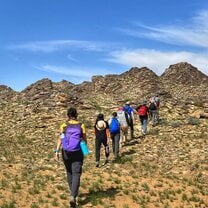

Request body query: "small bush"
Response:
[187, 117, 200, 125]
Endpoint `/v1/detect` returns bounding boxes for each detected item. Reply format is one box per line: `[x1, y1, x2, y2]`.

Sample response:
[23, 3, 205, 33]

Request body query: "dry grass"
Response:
[0, 108, 208, 208]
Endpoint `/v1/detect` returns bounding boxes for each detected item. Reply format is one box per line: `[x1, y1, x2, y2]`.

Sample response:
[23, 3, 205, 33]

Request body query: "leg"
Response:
[140, 116, 145, 136]
[102, 138, 109, 159]
[125, 126, 129, 142]
[114, 133, 120, 159]
[122, 126, 128, 144]
[129, 118, 134, 138]
[95, 138, 102, 166]
[111, 134, 115, 156]
[71, 160, 83, 198]
[120, 126, 126, 147]
[62, 150, 72, 192]
[120, 127, 123, 145]
[152, 111, 156, 126]
[143, 118, 148, 135]
[156, 108, 159, 122]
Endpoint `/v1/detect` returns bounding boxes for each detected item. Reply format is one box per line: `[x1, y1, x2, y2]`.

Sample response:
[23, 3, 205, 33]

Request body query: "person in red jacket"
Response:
[137, 101, 149, 137]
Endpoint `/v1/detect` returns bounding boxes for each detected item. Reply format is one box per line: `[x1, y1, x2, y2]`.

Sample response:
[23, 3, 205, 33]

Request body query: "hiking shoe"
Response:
[95, 161, 99, 167]
[70, 196, 76, 207]
[113, 156, 119, 161]
[141, 132, 146, 139]
[104, 159, 108, 165]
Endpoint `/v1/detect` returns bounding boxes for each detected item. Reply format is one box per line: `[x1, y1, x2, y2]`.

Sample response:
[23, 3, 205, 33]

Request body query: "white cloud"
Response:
[192, 10, 208, 30]
[119, 10, 208, 48]
[107, 49, 208, 75]
[34, 65, 113, 83]
[111, 10, 208, 75]
[36, 65, 93, 77]
[7, 40, 107, 53]
[67, 54, 77, 62]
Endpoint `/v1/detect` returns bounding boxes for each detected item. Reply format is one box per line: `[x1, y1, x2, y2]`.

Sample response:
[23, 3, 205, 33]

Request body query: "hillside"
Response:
[0, 62, 208, 208]
[160, 62, 208, 102]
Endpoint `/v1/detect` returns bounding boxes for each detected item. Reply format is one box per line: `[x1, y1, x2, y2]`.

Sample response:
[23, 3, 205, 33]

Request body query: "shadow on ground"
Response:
[78, 187, 119, 206]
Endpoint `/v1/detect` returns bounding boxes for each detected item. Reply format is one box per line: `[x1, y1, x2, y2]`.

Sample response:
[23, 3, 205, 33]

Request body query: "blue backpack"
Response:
[62, 123, 83, 152]
[109, 118, 120, 134]
[123, 105, 132, 118]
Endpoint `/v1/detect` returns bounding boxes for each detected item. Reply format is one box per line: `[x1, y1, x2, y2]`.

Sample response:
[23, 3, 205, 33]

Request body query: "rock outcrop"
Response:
[0, 62, 208, 208]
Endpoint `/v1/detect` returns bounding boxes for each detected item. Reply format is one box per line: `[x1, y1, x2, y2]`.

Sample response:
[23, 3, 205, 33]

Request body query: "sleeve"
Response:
[60, 122, 67, 133]
[146, 106, 149, 113]
[81, 123, 86, 134]
[81, 123, 87, 143]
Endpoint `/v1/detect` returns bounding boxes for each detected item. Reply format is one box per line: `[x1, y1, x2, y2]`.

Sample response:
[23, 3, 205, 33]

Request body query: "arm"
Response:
[81, 123, 87, 144]
[131, 108, 135, 124]
[147, 106, 150, 116]
[55, 137, 62, 161]
[106, 121, 111, 142]
[82, 132, 87, 143]
[131, 111, 134, 120]
[106, 128, 110, 140]
[55, 122, 66, 161]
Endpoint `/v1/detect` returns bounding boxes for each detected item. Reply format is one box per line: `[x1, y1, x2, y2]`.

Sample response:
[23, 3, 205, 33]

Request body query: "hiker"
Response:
[123, 101, 135, 138]
[55, 107, 87, 207]
[149, 97, 157, 127]
[109, 112, 120, 160]
[117, 107, 129, 146]
[94, 113, 110, 167]
[137, 101, 149, 137]
[154, 95, 160, 122]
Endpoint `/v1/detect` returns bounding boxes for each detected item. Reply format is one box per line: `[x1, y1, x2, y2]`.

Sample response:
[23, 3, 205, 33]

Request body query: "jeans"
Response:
[156, 108, 160, 122]
[139, 116, 148, 135]
[151, 110, 157, 126]
[111, 132, 120, 158]
[129, 118, 134, 138]
[62, 149, 83, 198]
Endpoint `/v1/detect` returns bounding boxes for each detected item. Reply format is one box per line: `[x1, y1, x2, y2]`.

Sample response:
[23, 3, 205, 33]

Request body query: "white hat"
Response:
[96, 120, 106, 130]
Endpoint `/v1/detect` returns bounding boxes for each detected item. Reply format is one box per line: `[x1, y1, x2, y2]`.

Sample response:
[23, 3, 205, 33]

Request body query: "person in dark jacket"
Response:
[123, 101, 135, 138]
[94, 113, 110, 167]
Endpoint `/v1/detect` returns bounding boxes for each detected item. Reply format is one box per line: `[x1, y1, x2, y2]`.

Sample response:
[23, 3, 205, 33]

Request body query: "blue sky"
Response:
[1, 0, 208, 91]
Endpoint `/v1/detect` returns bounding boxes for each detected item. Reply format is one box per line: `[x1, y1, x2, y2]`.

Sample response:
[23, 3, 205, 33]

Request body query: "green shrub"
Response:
[187, 117, 200, 125]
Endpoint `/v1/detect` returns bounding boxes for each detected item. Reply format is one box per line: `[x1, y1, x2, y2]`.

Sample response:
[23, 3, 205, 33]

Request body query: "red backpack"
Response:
[138, 105, 147, 116]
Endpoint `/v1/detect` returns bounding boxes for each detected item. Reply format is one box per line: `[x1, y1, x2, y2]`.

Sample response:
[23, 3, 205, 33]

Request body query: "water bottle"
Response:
[80, 140, 89, 156]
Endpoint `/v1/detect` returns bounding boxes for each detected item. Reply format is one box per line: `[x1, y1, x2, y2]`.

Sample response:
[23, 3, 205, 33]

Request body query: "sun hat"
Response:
[96, 120, 106, 130]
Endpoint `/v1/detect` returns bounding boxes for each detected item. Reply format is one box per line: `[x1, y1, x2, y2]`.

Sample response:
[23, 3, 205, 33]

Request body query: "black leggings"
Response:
[62, 150, 83, 198]
[95, 137, 108, 162]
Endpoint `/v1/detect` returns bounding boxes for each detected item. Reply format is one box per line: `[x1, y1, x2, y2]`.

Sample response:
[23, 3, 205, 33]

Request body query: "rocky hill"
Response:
[160, 62, 208, 102]
[0, 85, 17, 103]
[0, 62, 208, 208]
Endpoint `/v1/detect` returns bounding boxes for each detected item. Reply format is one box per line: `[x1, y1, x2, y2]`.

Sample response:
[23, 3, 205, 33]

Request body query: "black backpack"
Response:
[149, 102, 157, 110]
[124, 110, 131, 126]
